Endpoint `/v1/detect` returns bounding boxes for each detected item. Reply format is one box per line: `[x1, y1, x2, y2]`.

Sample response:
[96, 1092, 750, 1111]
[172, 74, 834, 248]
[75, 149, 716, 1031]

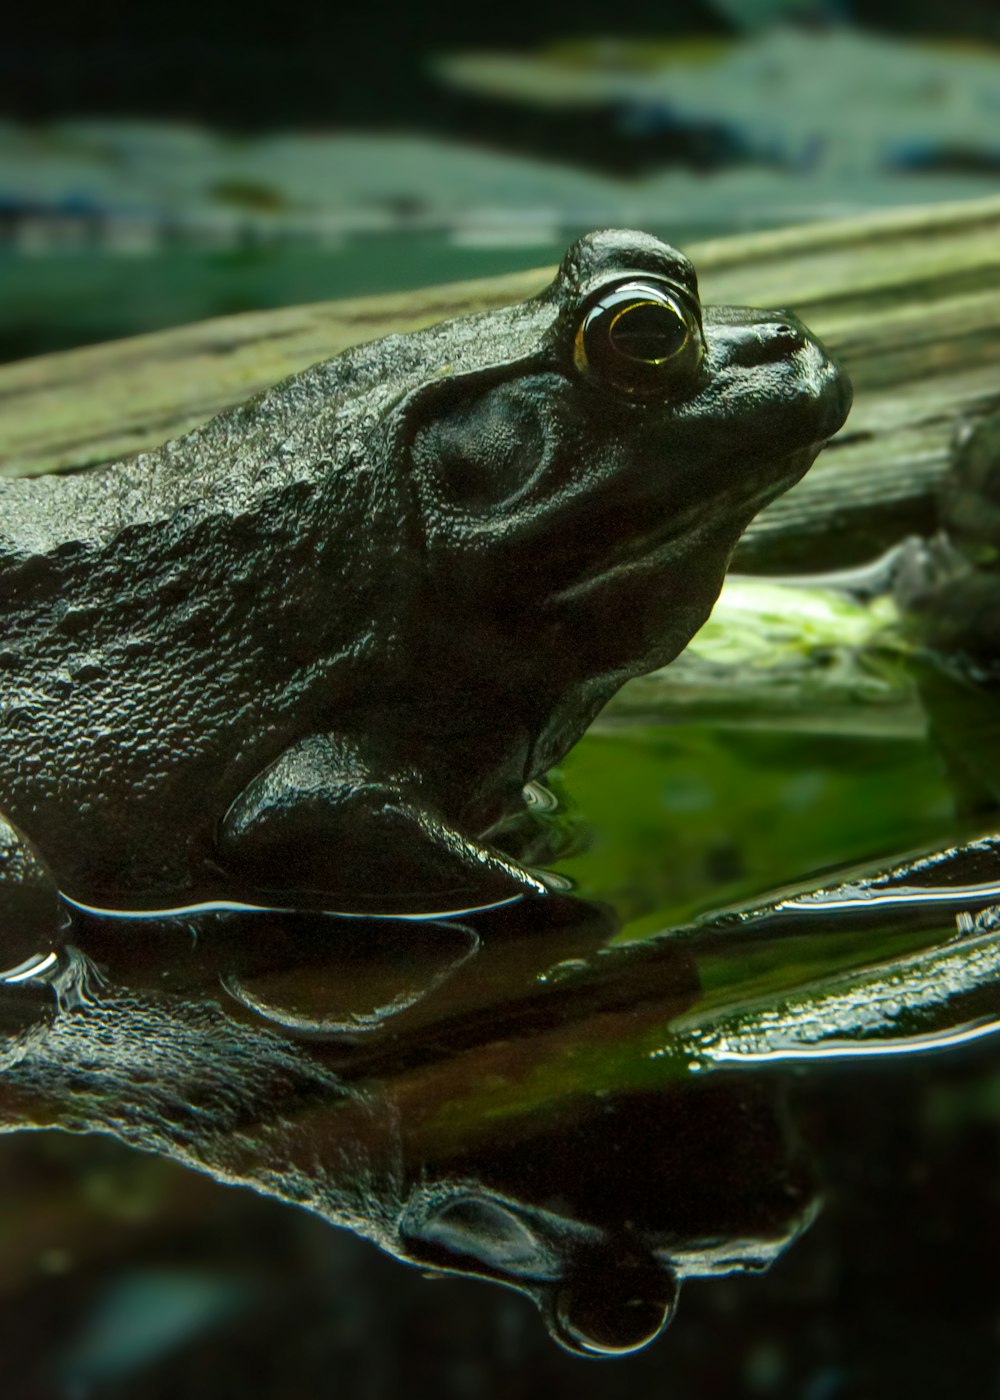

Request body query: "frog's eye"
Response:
[573, 279, 703, 398]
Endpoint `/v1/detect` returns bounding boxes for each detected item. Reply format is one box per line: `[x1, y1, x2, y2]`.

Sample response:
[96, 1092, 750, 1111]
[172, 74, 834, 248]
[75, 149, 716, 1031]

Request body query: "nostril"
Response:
[713, 318, 808, 367]
[757, 321, 806, 361]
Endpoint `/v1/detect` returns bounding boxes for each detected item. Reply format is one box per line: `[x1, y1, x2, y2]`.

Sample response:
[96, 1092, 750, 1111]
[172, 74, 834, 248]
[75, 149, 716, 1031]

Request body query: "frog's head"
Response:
[394, 229, 851, 719]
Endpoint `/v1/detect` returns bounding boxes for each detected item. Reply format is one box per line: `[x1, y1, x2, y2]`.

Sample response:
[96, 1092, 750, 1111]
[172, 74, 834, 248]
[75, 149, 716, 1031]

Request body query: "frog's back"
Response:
[0, 360, 356, 561]
[0, 291, 552, 564]
[0, 353, 422, 895]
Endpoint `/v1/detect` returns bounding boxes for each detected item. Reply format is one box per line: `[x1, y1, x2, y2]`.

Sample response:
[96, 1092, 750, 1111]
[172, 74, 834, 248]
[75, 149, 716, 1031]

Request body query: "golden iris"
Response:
[574, 279, 703, 398]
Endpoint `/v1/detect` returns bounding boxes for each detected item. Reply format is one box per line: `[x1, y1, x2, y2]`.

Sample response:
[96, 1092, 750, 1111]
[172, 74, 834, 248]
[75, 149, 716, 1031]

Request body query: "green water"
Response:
[554, 721, 961, 941]
[0, 240, 572, 362]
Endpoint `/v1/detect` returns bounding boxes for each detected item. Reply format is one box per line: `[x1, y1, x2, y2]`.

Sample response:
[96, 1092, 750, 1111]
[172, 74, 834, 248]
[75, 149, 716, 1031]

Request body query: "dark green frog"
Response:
[0, 229, 850, 949]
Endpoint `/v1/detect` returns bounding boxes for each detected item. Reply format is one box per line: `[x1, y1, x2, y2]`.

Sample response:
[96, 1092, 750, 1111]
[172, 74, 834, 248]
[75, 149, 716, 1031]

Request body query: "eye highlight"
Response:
[574, 279, 703, 398]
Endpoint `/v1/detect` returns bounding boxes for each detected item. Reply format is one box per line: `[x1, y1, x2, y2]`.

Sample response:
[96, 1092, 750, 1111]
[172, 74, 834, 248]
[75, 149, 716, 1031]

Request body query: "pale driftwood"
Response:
[1, 194, 999, 568]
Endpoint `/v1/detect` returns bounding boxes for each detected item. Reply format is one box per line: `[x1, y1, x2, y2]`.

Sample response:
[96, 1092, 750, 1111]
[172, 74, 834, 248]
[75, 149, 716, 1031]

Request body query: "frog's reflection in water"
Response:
[4, 853, 1000, 1358]
[0, 890, 824, 1357]
[397, 1078, 816, 1357]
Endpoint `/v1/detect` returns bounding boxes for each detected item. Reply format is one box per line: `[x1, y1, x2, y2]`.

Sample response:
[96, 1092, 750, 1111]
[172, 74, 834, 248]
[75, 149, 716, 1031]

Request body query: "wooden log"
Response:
[2, 194, 999, 569]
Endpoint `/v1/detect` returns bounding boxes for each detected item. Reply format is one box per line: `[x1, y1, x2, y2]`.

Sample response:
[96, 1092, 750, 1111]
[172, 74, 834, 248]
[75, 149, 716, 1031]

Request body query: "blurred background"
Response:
[4, 3, 1000, 1397]
[3, 0, 1000, 361]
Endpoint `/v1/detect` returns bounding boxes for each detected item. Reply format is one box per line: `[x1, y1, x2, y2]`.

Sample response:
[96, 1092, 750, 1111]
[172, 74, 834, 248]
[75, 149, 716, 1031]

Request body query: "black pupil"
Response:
[609, 301, 687, 364]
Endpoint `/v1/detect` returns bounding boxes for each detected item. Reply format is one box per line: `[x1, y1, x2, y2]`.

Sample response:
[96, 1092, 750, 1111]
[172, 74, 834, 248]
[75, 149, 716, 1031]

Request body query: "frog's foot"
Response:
[217, 734, 548, 915]
[0, 813, 65, 979]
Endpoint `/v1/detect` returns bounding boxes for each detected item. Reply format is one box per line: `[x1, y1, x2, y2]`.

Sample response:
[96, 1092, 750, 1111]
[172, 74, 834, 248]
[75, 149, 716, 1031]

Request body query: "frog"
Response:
[0, 228, 851, 955]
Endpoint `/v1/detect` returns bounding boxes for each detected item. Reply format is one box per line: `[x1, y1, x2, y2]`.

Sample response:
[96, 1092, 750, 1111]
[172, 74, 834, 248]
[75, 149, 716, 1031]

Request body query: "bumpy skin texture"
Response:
[0, 230, 851, 918]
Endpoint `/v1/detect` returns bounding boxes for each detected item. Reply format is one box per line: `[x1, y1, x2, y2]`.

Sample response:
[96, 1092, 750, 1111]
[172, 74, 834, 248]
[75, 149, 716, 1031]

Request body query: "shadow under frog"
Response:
[0, 229, 851, 942]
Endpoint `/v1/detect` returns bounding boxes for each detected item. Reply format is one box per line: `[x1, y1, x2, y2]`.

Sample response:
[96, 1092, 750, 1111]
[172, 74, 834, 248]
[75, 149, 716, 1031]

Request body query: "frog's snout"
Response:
[710, 315, 809, 369]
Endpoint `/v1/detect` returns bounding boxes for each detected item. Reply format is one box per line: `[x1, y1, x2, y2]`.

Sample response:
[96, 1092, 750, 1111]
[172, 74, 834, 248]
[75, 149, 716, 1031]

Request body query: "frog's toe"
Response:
[0, 814, 65, 978]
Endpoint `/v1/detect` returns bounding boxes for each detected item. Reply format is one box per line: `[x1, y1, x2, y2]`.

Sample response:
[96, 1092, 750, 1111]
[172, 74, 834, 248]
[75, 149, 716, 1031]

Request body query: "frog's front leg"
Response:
[0, 813, 65, 974]
[217, 734, 547, 912]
